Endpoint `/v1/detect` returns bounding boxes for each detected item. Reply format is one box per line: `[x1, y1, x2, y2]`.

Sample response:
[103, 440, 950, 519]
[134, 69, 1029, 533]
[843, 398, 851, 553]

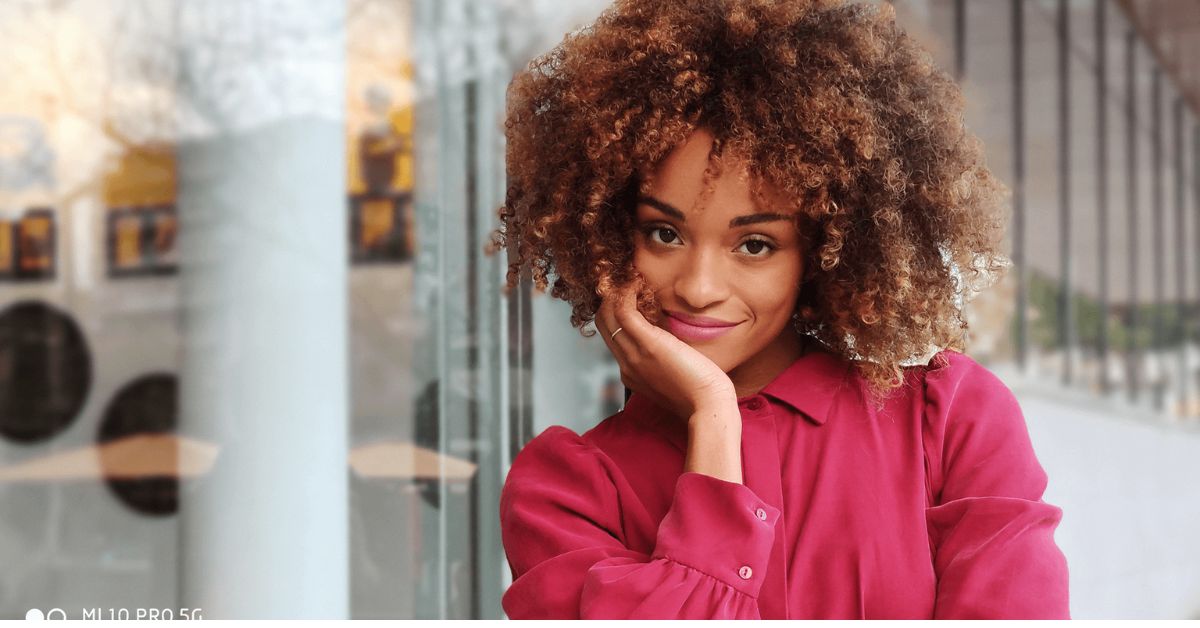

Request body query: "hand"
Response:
[594, 282, 737, 423]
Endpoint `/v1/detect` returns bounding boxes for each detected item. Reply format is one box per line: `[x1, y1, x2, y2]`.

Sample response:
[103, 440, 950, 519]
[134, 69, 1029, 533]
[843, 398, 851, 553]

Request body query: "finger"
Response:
[609, 291, 655, 370]
[594, 294, 609, 337]
[612, 285, 655, 348]
[596, 292, 625, 355]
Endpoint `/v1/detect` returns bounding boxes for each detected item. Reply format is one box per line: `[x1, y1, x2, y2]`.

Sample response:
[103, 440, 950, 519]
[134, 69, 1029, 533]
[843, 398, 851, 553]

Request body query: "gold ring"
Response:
[610, 327, 624, 340]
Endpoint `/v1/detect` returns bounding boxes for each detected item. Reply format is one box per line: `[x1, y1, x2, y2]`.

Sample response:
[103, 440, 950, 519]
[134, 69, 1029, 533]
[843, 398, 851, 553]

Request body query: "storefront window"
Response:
[0, 0, 614, 619]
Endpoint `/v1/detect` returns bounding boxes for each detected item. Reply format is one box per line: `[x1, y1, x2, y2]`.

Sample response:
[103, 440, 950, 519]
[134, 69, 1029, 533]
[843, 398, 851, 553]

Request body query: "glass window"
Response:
[1066, 0, 1102, 390]
[1101, 1, 1133, 393]
[1024, 0, 1066, 376]
[1133, 36, 1159, 407]
[960, 0, 1018, 365]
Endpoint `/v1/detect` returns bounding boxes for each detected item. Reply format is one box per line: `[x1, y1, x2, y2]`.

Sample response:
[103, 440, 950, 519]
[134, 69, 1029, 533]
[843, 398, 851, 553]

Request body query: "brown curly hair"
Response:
[486, 0, 1009, 401]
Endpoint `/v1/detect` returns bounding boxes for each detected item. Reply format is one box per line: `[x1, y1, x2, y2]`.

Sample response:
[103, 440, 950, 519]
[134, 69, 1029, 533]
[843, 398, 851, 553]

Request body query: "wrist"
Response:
[688, 397, 741, 430]
[685, 400, 743, 484]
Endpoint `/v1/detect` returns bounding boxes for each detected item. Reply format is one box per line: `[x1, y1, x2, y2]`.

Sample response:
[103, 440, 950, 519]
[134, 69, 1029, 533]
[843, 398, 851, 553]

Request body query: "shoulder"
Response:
[912, 348, 1027, 437]
[511, 424, 594, 462]
[498, 425, 629, 578]
[504, 408, 673, 486]
[916, 349, 1047, 502]
[501, 419, 635, 505]
[504, 425, 610, 492]
[881, 349, 1017, 428]
[500, 425, 620, 534]
[501, 409, 680, 519]
[919, 348, 1021, 423]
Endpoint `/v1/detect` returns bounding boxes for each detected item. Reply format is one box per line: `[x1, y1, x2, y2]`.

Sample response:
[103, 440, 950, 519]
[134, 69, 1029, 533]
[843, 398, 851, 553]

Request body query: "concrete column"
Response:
[175, 0, 348, 618]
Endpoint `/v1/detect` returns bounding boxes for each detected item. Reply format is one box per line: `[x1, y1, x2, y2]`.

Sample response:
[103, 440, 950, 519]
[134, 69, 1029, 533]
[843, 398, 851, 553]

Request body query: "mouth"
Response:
[663, 312, 741, 341]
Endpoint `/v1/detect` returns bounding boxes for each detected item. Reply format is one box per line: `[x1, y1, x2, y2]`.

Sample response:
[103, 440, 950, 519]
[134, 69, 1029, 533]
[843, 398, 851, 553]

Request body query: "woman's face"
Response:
[633, 128, 807, 387]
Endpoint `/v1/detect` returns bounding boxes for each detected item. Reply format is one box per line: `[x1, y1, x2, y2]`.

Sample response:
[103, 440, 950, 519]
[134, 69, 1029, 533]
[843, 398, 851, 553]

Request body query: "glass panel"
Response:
[1189, 119, 1200, 417]
[1101, 0, 1133, 395]
[532, 295, 624, 436]
[1024, 0, 1066, 378]
[0, 0, 528, 619]
[1154, 78, 1183, 416]
[500, 0, 620, 434]
[1067, 0, 1102, 391]
[960, 0, 1016, 366]
[915, 0, 959, 74]
[1133, 37, 1159, 409]
[345, 0, 421, 618]
[2, 0, 352, 620]
[1174, 101, 1197, 418]
[889, 0, 952, 72]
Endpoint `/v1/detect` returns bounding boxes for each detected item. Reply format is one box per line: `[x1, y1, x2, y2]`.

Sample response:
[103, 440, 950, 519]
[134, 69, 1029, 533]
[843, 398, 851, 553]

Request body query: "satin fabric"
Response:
[499, 347, 1070, 619]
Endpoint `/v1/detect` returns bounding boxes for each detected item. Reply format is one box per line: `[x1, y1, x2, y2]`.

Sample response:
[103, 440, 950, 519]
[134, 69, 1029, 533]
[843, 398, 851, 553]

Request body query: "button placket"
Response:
[738, 400, 787, 618]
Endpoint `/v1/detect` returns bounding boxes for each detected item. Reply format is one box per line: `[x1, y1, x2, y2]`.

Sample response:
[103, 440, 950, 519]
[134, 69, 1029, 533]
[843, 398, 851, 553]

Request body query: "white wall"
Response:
[1010, 373, 1200, 619]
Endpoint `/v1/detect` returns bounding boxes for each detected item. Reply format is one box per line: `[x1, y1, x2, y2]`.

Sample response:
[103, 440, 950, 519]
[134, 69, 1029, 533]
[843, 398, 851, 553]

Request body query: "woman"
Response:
[487, 0, 1070, 619]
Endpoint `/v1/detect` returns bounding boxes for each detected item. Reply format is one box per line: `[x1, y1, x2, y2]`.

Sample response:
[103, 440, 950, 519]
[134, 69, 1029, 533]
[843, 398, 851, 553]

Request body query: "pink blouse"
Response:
[499, 347, 1070, 619]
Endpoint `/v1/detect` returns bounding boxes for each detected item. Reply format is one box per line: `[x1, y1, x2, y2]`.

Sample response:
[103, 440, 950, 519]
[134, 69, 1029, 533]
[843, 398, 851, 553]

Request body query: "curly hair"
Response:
[486, 0, 1009, 401]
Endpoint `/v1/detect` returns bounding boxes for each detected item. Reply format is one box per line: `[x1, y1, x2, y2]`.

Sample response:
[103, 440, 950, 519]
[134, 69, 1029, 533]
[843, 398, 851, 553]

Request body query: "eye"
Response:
[738, 237, 777, 258]
[640, 225, 682, 246]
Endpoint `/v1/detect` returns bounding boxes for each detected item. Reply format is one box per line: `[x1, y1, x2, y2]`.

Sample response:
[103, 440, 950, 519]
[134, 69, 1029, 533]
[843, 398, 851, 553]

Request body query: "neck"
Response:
[728, 328, 809, 399]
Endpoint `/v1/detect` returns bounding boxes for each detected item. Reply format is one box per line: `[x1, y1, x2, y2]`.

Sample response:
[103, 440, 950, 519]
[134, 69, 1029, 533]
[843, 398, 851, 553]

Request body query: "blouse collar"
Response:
[755, 343, 852, 426]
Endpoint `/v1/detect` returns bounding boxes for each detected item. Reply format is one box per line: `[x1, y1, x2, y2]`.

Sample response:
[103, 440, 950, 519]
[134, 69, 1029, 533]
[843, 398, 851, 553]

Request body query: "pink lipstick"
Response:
[663, 311, 741, 342]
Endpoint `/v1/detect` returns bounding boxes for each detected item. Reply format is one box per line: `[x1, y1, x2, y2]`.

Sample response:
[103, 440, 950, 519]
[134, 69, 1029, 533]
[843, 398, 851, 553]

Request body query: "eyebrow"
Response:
[637, 195, 791, 228]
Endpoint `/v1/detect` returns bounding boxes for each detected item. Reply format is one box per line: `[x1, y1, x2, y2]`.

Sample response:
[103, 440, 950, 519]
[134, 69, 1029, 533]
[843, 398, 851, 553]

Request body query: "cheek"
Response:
[744, 262, 803, 316]
[632, 247, 667, 287]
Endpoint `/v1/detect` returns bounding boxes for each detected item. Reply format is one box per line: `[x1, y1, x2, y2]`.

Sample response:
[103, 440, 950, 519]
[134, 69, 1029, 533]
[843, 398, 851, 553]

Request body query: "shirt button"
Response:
[755, 507, 767, 521]
[746, 398, 764, 411]
[738, 565, 753, 580]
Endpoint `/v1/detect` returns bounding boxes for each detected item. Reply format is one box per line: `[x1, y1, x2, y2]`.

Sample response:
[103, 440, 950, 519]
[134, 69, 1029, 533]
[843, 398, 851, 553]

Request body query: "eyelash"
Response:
[638, 223, 779, 258]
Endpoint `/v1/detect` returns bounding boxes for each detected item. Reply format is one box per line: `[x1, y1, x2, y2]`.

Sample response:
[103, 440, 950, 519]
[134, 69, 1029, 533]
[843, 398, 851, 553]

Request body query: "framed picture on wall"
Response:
[106, 205, 178, 278]
[15, 208, 55, 281]
[349, 192, 414, 264]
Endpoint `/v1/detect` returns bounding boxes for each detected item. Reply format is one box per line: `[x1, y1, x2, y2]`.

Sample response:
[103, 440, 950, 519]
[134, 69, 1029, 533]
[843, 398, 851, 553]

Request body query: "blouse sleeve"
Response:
[499, 426, 780, 619]
[922, 351, 1071, 619]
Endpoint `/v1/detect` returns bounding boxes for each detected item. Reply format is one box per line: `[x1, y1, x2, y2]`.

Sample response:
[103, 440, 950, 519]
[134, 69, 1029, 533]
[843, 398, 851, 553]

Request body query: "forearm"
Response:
[685, 400, 743, 484]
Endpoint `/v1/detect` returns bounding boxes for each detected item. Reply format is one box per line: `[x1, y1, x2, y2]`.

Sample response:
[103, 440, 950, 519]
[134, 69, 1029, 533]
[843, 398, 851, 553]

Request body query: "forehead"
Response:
[640, 131, 793, 219]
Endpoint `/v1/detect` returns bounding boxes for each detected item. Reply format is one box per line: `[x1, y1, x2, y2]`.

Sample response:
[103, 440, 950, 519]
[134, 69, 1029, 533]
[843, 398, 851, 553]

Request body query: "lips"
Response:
[663, 311, 740, 342]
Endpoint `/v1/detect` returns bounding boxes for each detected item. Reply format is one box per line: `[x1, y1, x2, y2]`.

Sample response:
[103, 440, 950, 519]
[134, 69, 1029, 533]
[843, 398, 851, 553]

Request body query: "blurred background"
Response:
[0, 0, 1197, 620]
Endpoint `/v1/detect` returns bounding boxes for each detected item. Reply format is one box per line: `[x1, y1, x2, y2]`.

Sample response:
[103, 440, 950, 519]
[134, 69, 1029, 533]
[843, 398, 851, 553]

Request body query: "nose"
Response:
[673, 247, 731, 311]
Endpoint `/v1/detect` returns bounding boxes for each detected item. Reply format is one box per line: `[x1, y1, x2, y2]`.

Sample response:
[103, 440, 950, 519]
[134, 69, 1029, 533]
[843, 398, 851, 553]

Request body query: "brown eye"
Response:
[738, 238, 776, 258]
[641, 226, 681, 246]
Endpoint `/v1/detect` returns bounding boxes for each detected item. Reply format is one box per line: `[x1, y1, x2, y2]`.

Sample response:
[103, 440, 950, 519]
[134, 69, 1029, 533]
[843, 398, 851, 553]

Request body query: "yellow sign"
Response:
[0, 220, 12, 274]
[104, 145, 176, 208]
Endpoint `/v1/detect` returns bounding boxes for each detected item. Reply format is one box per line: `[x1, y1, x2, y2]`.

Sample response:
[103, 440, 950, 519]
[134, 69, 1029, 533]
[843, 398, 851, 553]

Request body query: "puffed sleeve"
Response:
[922, 351, 1071, 619]
[499, 426, 780, 619]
